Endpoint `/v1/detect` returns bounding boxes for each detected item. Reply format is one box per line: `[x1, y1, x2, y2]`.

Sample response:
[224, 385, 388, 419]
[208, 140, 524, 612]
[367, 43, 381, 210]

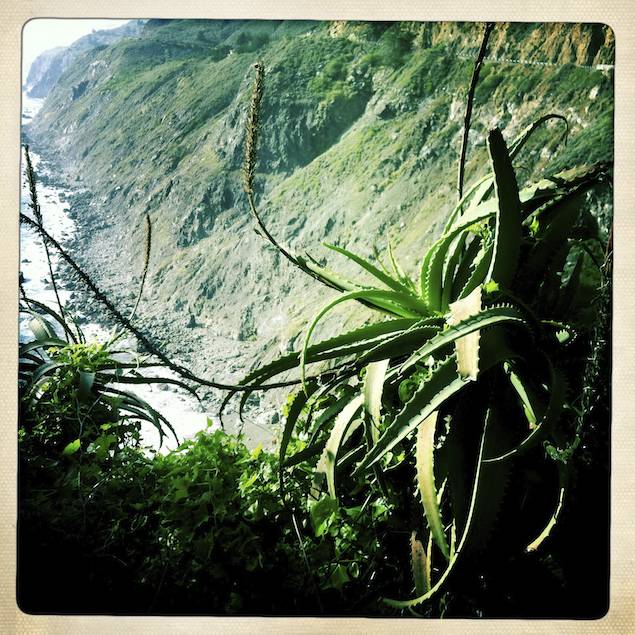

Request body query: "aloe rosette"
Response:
[231, 62, 611, 608]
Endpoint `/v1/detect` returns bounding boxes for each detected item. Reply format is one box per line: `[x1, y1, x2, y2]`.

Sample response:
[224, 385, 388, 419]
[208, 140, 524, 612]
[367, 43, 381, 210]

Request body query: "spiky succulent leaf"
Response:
[524, 189, 589, 280]
[443, 174, 494, 232]
[486, 128, 522, 289]
[457, 243, 494, 300]
[447, 286, 482, 381]
[356, 318, 444, 366]
[526, 464, 568, 552]
[283, 438, 327, 468]
[484, 363, 566, 463]
[301, 289, 431, 387]
[387, 240, 415, 290]
[504, 363, 542, 428]
[28, 314, 57, 341]
[410, 531, 428, 595]
[415, 412, 450, 560]
[450, 236, 482, 300]
[279, 381, 319, 494]
[554, 253, 584, 316]
[363, 359, 390, 442]
[421, 203, 497, 311]
[317, 394, 364, 498]
[356, 330, 519, 473]
[325, 243, 417, 297]
[441, 232, 468, 310]
[440, 115, 567, 233]
[384, 408, 492, 608]
[238, 318, 418, 387]
[399, 304, 527, 376]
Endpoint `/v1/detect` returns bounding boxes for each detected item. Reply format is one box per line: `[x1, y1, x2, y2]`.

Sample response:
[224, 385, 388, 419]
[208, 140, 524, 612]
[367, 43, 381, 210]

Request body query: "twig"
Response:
[19, 281, 29, 303]
[243, 62, 306, 269]
[24, 145, 76, 341]
[20, 212, 341, 394]
[457, 22, 495, 202]
[20, 212, 293, 392]
[129, 212, 152, 321]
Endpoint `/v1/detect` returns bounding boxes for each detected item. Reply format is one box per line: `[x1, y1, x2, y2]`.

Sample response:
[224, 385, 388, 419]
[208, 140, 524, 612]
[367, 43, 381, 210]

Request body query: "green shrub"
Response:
[18, 285, 399, 612]
[19, 415, 402, 614]
[235, 32, 271, 54]
[19, 302, 182, 462]
[360, 26, 414, 69]
[309, 56, 352, 94]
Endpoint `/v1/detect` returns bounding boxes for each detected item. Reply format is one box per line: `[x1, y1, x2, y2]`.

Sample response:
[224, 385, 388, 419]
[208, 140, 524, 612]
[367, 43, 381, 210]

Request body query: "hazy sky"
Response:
[22, 18, 132, 83]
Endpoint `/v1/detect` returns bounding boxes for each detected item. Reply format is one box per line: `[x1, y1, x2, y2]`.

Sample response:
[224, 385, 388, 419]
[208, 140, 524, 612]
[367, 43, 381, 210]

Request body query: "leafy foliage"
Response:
[19, 412, 402, 614]
[18, 267, 399, 615]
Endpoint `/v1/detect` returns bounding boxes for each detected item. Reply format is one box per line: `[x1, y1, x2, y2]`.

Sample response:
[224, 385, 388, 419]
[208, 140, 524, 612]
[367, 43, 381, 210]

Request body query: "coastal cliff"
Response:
[26, 19, 614, 422]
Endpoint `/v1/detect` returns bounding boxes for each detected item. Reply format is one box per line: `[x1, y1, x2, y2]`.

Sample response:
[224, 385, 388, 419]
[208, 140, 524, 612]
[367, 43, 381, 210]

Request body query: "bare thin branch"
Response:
[129, 212, 152, 321]
[457, 22, 495, 202]
[23, 145, 74, 340]
[19, 212, 300, 392]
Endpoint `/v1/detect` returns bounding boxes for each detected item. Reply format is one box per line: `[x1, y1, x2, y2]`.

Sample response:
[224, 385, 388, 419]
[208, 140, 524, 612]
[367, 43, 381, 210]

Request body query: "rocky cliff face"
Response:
[25, 47, 65, 97]
[24, 20, 145, 98]
[26, 19, 614, 427]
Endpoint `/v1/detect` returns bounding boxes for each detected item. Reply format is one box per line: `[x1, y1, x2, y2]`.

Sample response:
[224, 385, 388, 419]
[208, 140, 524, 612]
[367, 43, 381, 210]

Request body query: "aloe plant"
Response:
[230, 62, 611, 609]
[19, 297, 189, 454]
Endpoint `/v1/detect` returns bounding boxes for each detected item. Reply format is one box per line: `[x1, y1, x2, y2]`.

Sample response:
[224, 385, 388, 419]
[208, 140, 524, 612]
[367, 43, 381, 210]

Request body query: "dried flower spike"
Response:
[243, 62, 264, 194]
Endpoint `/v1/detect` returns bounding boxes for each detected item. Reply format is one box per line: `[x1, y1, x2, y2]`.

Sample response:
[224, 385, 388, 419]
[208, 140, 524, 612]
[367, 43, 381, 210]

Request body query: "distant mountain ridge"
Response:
[24, 20, 146, 98]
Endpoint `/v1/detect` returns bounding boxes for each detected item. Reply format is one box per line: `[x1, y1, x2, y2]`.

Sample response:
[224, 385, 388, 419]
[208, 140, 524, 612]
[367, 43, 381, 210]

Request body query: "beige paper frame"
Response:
[2, 2, 633, 633]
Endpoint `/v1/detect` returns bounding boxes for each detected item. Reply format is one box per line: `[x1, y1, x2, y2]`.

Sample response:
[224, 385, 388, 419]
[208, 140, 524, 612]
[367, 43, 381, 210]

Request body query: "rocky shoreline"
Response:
[22, 137, 281, 447]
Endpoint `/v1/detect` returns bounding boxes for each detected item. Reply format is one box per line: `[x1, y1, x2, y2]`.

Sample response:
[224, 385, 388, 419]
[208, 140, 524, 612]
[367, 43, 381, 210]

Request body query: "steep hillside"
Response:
[24, 20, 145, 98]
[26, 19, 614, 428]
